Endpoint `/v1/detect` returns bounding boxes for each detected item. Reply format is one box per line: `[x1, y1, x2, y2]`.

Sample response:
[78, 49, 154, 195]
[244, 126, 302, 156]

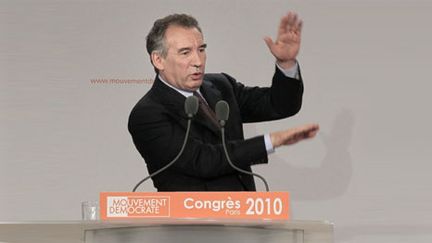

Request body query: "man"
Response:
[128, 12, 319, 191]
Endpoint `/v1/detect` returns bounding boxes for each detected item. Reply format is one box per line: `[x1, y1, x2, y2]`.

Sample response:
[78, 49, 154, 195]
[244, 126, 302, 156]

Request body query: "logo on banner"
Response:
[107, 196, 170, 217]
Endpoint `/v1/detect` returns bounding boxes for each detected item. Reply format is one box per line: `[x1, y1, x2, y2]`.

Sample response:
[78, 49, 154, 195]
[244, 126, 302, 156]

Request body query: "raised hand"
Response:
[264, 12, 303, 69]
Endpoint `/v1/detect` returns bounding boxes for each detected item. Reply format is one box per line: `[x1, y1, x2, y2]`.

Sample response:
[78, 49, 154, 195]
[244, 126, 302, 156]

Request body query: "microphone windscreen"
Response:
[215, 100, 229, 121]
[185, 96, 199, 117]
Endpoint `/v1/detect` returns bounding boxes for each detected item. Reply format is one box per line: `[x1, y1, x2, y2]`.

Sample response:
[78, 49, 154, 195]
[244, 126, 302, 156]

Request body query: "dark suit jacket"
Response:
[128, 66, 303, 191]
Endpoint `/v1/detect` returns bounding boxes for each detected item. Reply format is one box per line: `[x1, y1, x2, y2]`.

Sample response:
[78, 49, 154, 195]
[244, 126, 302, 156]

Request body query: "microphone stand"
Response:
[220, 127, 270, 192]
[132, 118, 193, 192]
[216, 100, 270, 192]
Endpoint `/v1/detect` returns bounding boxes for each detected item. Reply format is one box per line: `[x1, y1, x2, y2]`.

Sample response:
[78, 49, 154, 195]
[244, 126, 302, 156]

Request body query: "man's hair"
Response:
[146, 14, 202, 72]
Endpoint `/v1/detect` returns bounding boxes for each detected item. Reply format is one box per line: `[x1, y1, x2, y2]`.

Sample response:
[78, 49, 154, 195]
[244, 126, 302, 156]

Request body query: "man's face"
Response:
[156, 25, 207, 92]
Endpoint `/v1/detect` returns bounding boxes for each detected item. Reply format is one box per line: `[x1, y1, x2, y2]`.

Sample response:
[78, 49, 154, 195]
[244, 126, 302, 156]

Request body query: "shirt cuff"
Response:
[264, 134, 275, 154]
[276, 61, 299, 79]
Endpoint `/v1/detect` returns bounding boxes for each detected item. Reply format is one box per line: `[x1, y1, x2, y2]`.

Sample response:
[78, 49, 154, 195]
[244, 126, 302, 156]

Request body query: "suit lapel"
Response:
[151, 78, 189, 131]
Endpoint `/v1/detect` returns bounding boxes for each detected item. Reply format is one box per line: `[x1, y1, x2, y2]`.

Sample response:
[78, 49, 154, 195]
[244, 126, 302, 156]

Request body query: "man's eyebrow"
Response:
[177, 44, 207, 53]
[178, 47, 191, 53]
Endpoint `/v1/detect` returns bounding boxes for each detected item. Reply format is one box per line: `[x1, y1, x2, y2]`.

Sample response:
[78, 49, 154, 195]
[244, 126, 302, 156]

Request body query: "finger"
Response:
[309, 123, 319, 131]
[278, 15, 289, 37]
[264, 36, 274, 50]
[305, 129, 318, 138]
[288, 12, 303, 34]
[297, 123, 318, 130]
[297, 124, 319, 136]
[286, 12, 296, 31]
[304, 124, 320, 138]
[309, 130, 318, 137]
[290, 13, 298, 31]
[292, 130, 316, 142]
[291, 13, 302, 32]
[296, 20, 303, 35]
[307, 124, 320, 133]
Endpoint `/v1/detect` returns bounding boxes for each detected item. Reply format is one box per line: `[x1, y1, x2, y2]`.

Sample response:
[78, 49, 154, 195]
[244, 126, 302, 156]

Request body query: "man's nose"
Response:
[191, 51, 203, 67]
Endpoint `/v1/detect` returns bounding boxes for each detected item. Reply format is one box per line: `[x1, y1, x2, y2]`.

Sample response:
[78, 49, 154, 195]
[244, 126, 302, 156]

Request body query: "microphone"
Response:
[215, 100, 270, 192]
[185, 95, 199, 118]
[132, 95, 199, 192]
[215, 100, 229, 126]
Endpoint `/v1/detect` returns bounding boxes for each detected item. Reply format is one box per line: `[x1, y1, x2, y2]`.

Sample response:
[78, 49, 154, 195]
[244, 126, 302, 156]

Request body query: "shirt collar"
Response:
[158, 74, 203, 98]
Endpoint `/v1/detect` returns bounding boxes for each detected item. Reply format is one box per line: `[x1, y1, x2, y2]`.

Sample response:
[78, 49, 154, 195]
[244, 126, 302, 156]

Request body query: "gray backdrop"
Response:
[1, 0, 431, 242]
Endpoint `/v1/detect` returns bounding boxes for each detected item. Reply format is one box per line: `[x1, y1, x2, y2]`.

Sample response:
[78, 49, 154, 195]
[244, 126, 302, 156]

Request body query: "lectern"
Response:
[1, 192, 334, 242]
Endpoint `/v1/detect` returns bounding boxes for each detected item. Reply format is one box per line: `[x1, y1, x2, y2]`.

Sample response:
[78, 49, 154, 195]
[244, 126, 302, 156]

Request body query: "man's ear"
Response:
[151, 51, 164, 72]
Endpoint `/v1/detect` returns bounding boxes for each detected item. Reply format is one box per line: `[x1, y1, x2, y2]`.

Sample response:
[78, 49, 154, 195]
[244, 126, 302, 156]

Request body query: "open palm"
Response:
[265, 12, 302, 68]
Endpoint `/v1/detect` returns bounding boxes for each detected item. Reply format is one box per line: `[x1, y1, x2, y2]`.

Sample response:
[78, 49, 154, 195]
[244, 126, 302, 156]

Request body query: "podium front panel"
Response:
[84, 225, 304, 243]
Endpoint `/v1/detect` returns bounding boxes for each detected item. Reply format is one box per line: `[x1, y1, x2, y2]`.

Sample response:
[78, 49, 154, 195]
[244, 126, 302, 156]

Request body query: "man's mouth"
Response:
[191, 72, 203, 80]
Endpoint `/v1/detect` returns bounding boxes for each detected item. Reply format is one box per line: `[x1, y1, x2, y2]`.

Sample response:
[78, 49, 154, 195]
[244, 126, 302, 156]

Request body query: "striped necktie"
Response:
[193, 91, 220, 128]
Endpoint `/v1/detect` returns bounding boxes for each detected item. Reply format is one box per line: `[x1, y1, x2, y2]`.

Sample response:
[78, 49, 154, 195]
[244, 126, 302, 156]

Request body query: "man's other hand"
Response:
[270, 123, 319, 148]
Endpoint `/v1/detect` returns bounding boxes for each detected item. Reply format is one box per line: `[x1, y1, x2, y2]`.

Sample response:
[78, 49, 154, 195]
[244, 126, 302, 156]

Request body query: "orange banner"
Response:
[100, 192, 290, 220]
